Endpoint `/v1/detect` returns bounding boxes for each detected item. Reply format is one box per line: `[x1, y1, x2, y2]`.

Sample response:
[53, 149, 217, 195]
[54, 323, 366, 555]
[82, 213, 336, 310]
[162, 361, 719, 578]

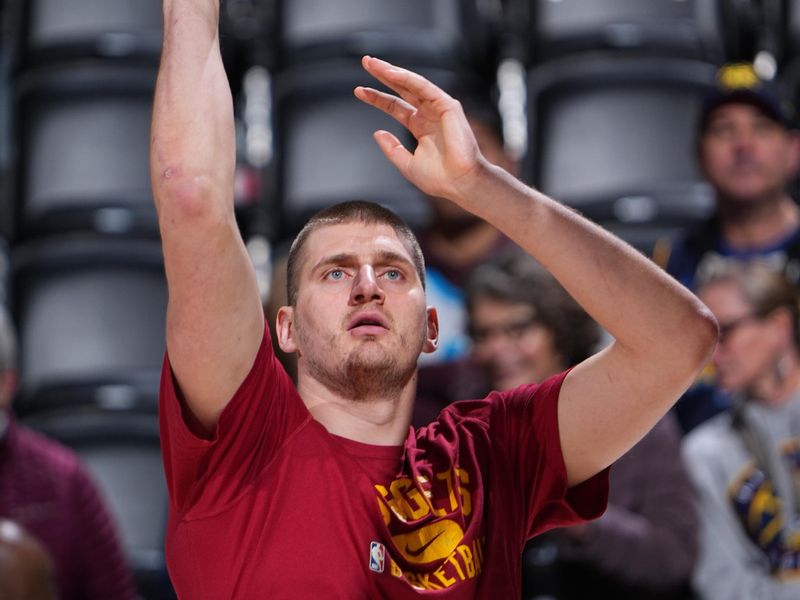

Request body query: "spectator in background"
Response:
[684, 260, 800, 599]
[0, 519, 56, 600]
[415, 255, 598, 421]
[0, 308, 137, 600]
[655, 61, 800, 433]
[417, 257, 698, 599]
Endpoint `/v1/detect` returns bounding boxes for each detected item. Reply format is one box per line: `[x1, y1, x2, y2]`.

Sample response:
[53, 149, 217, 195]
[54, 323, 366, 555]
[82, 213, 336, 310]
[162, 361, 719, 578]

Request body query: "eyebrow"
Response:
[311, 250, 416, 275]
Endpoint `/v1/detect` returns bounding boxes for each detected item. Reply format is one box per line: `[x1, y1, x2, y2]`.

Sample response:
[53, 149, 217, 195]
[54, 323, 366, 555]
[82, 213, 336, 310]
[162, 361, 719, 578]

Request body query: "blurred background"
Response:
[0, 1, 797, 598]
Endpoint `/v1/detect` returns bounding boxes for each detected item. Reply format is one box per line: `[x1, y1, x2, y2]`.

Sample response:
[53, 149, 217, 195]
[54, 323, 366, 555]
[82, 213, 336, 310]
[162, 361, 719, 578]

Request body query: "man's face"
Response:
[469, 296, 562, 391]
[699, 103, 797, 205]
[282, 222, 435, 398]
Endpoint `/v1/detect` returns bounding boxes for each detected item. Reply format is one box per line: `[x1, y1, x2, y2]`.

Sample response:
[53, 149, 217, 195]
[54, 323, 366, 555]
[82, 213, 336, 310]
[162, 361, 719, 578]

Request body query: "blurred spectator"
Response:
[657, 62, 800, 290]
[0, 518, 56, 600]
[0, 307, 137, 600]
[656, 61, 800, 433]
[684, 260, 800, 600]
[415, 254, 598, 418]
[416, 256, 698, 599]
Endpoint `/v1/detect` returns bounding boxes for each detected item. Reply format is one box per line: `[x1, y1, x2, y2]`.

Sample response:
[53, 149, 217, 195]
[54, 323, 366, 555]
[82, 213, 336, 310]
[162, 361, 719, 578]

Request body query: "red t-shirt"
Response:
[159, 327, 609, 598]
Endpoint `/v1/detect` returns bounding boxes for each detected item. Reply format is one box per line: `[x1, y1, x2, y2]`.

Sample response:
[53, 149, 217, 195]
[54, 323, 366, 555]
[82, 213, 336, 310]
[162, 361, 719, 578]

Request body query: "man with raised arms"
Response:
[151, 1, 718, 597]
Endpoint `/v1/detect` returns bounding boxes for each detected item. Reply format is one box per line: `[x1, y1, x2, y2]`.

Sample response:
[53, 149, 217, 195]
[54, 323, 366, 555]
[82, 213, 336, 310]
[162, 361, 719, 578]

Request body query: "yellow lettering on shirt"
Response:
[393, 538, 486, 590]
[374, 469, 483, 590]
[457, 544, 475, 577]
[433, 565, 457, 587]
[457, 468, 472, 516]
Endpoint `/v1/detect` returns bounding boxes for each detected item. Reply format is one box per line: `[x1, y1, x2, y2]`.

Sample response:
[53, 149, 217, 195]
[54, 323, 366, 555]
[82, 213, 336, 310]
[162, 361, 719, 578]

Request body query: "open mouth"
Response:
[348, 311, 389, 335]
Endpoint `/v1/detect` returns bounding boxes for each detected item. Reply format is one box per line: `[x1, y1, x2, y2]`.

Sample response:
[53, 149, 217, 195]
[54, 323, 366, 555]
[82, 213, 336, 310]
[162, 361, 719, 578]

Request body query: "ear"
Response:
[276, 306, 299, 354]
[422, 306, 440, 354]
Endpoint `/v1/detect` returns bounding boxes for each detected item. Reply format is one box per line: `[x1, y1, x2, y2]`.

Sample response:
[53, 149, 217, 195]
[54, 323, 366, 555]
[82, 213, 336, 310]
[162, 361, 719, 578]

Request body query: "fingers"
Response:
[373, 130, 412, 178]
[354, 86, 415, 128]
[361, 55, 449, 108]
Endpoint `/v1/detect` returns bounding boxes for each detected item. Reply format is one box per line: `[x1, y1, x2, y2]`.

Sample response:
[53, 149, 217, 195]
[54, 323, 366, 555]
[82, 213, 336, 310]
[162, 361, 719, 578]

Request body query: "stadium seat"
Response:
[525, 54, 718, 253]
[273, 61, 450, 238]
[14, 63, 158, 239]
[274, 0, 499, 74]
[525, 0, 730, 63]
[11, 236, 166, 415]
[13, 0, 162, 67]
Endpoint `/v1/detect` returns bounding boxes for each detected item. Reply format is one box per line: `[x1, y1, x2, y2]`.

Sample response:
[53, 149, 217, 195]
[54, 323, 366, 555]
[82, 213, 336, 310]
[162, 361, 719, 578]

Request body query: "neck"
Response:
[719, 194, 800, 249]
[297, 370, 416, 445]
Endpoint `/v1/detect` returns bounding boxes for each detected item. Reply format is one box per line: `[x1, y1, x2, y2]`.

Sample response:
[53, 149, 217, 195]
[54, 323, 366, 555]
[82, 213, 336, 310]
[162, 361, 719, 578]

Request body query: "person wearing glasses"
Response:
[415, 255, 599, 418]
[684, 259, 800, 599]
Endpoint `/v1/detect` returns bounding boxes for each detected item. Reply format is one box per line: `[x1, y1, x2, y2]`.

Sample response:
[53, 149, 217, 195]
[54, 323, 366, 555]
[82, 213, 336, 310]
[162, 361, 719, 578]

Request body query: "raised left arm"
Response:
[356, 56, 718, 486]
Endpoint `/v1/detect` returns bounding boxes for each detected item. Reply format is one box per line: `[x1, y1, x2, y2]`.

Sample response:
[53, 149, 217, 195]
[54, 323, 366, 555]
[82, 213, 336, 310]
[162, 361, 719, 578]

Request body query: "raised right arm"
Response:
[151, 0, 264, 432]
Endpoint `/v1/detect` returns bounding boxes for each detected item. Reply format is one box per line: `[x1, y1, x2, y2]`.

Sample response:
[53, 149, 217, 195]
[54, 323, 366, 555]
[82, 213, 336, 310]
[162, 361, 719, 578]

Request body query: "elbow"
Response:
[651, 301, 718, 388]
[669, 304, 718, 384]
[152, 164, 229, 226]
[691, 304, 719, 369]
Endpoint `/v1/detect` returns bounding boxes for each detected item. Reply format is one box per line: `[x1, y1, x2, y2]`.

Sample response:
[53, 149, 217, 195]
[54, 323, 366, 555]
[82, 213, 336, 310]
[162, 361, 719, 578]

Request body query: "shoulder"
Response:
[429, 371, 568, 433]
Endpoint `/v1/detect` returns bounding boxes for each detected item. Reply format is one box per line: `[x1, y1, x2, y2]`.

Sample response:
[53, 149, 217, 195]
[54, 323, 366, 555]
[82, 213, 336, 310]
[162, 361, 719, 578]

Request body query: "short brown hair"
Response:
[286, 201, 426, 306]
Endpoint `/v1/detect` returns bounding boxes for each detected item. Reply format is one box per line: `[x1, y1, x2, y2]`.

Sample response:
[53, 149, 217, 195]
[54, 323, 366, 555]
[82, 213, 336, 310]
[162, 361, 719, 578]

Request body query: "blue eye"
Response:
[384, 270, 401, 281]
[328, 269, 344, 280]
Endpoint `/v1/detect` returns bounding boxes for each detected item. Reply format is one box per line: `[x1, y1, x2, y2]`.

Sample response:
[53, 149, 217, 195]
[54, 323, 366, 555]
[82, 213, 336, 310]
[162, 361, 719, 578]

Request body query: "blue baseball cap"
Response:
[699, 62, 792, 132]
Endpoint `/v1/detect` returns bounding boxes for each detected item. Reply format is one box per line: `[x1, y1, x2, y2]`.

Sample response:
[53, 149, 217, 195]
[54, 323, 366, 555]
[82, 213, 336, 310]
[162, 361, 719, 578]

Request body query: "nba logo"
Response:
[369, 541, 385, 573]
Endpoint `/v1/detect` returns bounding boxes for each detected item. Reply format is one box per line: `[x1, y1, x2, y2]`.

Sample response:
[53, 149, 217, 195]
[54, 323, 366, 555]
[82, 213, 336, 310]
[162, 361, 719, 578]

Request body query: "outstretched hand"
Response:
[354, 56, 487, 202]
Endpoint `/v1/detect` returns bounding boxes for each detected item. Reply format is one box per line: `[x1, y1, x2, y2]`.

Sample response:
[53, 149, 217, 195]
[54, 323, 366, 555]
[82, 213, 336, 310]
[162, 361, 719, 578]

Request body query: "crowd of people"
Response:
[3, 2, 800, 599]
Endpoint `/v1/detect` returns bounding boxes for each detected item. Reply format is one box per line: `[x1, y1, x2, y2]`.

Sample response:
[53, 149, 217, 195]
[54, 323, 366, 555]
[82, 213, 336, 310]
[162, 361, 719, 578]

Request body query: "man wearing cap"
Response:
[658, 62, 800, 293]
[656, 63, 800, 433]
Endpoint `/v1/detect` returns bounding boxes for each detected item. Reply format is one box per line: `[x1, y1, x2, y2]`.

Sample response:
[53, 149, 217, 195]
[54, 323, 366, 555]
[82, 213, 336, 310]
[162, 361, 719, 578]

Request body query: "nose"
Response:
[349, 265, 385, 305]
[732, 125, 757, 152]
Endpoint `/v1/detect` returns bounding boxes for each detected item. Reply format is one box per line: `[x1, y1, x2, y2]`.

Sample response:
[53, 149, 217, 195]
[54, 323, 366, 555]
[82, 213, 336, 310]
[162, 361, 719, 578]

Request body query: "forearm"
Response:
[452, 166, 716, 483]
[451, 164, 715, 364]
[151, 0, 234, 212]
[356, 57, 717, 483]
